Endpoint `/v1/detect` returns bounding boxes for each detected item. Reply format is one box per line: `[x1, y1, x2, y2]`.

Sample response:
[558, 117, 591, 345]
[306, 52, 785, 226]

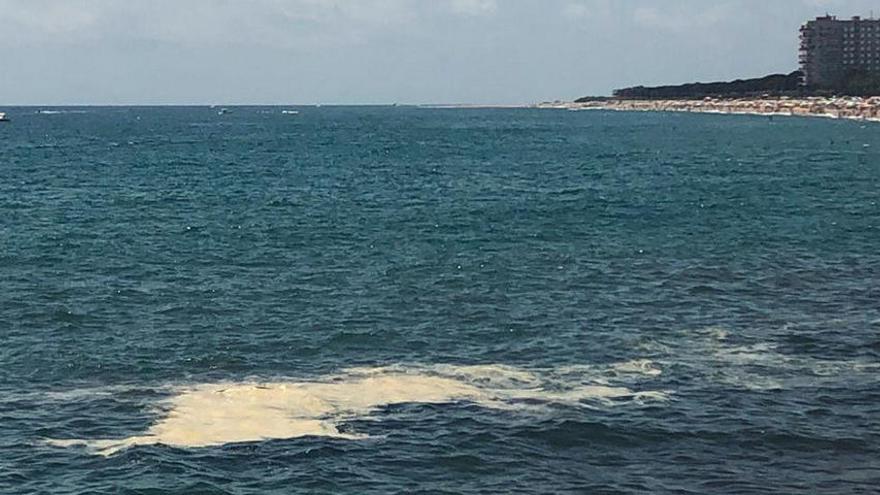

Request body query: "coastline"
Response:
[535, 96, 880, 123]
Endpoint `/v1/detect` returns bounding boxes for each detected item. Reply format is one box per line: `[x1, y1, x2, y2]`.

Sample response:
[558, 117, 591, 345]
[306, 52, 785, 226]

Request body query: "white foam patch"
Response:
[713, 343, 781, 365]
[46, 363, 666, 456]
[663, 326, 880, 391]
[609, 359, 662, 377]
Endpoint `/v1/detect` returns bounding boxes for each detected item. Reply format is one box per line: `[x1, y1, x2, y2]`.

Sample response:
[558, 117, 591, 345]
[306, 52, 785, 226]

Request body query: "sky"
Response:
[0, 0, 877, 105]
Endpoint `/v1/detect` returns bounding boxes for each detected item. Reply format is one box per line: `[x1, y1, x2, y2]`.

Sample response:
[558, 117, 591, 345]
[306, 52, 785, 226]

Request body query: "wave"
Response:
[45, 362, 667, 456]
[35, 109, 90, 115]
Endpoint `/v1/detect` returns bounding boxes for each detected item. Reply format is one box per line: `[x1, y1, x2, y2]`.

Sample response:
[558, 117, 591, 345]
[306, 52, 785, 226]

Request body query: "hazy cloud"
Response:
[449, 0, 498, 16]
[0, 0, 877, 104]
[632, 4, 733, 32]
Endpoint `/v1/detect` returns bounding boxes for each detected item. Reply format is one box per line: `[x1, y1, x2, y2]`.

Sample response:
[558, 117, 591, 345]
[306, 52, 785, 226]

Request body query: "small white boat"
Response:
[0, 112, 9, 122]
[217, 108, 230, 115]
[281, 110, 299, 115]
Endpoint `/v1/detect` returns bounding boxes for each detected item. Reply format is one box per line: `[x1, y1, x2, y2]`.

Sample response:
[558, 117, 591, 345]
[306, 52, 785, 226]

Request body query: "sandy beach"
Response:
[537, 96, 880, 122]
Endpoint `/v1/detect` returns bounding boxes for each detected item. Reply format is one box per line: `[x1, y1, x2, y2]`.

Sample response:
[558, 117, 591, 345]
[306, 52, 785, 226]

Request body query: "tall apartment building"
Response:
[800, 15, 880, 89]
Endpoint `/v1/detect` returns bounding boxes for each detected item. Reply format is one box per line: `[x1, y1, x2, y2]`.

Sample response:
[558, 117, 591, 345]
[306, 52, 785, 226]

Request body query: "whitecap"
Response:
[608, 359, 662, 377]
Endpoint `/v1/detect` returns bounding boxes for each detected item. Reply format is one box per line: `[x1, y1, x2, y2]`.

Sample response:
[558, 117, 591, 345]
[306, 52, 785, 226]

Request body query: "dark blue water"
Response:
[1, 107, 879, 494]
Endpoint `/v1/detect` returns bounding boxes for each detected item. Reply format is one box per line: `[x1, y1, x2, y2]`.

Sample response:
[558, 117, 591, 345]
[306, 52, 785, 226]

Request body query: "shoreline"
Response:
[535, 96, 880, 123]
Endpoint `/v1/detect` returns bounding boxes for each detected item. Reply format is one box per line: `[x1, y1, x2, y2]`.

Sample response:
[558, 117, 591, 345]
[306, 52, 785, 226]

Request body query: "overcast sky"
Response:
[0, 0, 876, 105]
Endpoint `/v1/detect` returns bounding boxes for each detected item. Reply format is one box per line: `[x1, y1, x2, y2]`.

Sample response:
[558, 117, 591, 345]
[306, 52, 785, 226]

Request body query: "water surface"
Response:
[1, 107, 878, 494]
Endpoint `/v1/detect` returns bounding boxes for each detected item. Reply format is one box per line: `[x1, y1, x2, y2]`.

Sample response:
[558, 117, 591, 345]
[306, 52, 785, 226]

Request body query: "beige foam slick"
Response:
[47, 363, 666, 455]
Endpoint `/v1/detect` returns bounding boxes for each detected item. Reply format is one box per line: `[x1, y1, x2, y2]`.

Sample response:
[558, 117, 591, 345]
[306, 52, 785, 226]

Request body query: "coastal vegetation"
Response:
[575, 70, 880, 101]
[589, 71, 804, 100]
[838, 70, 880, 96]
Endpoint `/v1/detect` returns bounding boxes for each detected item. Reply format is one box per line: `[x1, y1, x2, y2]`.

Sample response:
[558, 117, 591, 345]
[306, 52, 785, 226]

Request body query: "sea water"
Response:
[1, 106, 878, 493]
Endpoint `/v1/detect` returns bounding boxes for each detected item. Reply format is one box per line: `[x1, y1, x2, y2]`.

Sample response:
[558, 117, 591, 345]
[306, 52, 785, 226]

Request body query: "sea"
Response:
[1, 106, 878, 494]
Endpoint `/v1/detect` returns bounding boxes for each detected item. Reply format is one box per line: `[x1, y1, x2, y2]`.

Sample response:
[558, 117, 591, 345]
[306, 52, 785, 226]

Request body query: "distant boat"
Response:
[0, 112, 9, 122]
[218, 108, 230, 115]
[281, 110, 299, 115]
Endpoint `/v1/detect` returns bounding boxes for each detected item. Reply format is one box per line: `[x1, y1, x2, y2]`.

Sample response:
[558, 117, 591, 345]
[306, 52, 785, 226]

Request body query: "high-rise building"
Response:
[800, 15, 880, 89]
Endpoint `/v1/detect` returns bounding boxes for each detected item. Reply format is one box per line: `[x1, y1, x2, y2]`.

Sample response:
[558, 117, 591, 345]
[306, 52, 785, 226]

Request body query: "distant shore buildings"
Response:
[577, 13, 880, 101]
[800, 15, 880, 90]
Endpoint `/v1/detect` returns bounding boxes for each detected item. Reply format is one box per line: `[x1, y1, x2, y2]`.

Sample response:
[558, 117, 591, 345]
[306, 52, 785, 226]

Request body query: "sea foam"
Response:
[47, 363, 666, 455]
